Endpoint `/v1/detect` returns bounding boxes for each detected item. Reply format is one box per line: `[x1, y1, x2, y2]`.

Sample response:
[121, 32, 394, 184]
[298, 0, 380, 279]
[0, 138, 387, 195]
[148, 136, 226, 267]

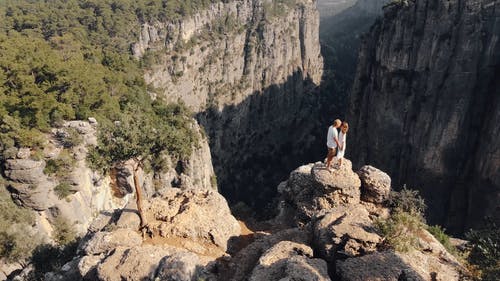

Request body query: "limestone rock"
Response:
[78, 255, 104, 280]
[146, 188, 240, 251]
[80, 229, 142, 255]
[314, 205, 381, 260]
[96, 245, 180, 281]
[248, 241, 331, 281]
[87, 117, 97, 124]
[336, 249, 462, 281]
[16, 148, 31, 159]
[336, 227, 466, 281]
[277, 160, 361, 225]
[6, 171, 57, 211]
[311, 160, 361, 202]
[154, 252, 203, 281]
[4, 159, 46, 184]
[227, 228, 310, 281]
[116, 201, 141, 230]
[358, 165, 391, 204]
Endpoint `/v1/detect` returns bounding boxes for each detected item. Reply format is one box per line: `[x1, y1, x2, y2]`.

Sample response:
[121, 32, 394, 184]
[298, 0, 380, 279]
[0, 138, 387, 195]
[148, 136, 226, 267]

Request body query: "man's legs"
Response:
[326, 147, 336, 170]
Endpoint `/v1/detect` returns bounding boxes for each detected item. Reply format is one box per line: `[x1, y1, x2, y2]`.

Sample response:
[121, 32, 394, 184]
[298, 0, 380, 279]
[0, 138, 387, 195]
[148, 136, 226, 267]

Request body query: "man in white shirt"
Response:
[326, 119, 342, 171]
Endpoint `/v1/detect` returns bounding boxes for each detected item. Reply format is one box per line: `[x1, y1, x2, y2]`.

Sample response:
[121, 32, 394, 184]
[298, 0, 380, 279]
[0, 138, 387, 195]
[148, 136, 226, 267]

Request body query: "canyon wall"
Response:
[137, 0, 324, 211]
[347, 0, 500, 233]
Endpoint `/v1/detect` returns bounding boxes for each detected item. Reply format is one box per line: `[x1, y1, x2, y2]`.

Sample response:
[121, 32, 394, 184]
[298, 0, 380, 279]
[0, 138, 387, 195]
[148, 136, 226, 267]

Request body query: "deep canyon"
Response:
[1, 0, 499, 279]
[133, 0, 499, 231]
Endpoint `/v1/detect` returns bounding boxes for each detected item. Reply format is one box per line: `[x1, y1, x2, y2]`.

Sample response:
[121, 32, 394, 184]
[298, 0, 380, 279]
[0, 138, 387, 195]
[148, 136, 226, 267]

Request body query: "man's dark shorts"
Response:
[327, 147, 336, 159]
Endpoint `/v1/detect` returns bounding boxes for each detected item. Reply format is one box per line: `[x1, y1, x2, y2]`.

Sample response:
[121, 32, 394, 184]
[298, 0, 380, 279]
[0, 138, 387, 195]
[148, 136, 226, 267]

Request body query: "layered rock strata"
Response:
[347, 0, 500, 232]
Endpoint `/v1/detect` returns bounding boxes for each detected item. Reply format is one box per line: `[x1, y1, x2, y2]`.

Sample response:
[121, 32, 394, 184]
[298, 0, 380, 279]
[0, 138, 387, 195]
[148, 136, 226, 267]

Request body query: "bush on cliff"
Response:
[466, 220, 500, 281]
[0, 183, 40, 262]
[376, 208, 425, 252]
[376, 187, 427, 252]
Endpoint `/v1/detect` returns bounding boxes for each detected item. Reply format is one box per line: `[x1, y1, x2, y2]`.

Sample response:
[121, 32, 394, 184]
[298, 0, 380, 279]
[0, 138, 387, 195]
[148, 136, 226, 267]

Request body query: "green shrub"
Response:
[43, 149, 75, 177]
[427, 225, 456, 254]
[376, 209, 425, 252]
[0, 186, 40, 262]
[52, 217, 77, 246]
[59, 127, 83, 148]
[377, 186, 431, 252]
[388, 186, 426, 217]
[88, 102, 198, 174]
[466, 220, 500, 280]
[30, 240, 79, 281]
[53, 182, 74, 199]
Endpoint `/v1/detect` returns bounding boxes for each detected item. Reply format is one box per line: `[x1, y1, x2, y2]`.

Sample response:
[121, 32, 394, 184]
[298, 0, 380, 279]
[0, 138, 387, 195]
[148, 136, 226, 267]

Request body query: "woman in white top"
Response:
[336, 122, 349, 167]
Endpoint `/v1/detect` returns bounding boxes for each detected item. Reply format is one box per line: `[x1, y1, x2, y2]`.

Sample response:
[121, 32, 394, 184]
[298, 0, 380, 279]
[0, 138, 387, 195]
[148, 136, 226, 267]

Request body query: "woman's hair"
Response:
[342, 121, 349, 132]
[334, 119, 341, 126]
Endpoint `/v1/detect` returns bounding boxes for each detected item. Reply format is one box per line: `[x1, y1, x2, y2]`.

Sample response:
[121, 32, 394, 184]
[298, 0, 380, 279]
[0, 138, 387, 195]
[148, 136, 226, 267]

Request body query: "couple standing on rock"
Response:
[325, 119, 349, 172]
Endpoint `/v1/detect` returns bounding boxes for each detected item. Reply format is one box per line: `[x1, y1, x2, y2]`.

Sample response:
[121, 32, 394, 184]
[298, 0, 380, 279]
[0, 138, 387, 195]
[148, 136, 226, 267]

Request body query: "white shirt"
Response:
[327, 126, 338, 148]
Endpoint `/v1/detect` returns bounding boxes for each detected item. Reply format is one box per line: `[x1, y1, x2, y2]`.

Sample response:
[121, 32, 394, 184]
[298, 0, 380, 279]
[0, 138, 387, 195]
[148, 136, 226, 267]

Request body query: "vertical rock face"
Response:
[137, 0, 323, 112]
[347, 0, 500, 232]
[137, 0, 324, 210]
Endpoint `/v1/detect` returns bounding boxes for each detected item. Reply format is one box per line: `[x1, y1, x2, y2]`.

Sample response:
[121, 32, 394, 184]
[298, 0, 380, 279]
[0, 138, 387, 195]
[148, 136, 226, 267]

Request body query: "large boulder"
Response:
[313, 205, 381, 261]
[80, 228, 143, 255]
[357, 165, 391, 204]
[226, 228, 310, 281]
[336, 228, 467, 281]
[4, 159, 57, 211]
[145, 188, 240, 251]
[96, 245, 179, 281]
[154, 252, 204, 281]
[277, 160, 361, 225]
[311, 160, 361, 204]
[336, 249, 462, 281]
[3, 159, 46, 184]
[248, 241, 331, 281]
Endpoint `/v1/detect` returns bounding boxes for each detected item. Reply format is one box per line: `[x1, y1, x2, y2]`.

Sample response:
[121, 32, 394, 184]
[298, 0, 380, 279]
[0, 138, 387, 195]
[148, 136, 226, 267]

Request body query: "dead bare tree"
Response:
[132, 158, 152, 238]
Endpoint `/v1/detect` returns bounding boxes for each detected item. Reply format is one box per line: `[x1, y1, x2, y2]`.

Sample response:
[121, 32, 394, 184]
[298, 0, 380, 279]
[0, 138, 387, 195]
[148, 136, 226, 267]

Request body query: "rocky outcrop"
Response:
[1, 118, 216, 241]
[135, 0, 324, 212]
[248, 241, 331, 281]
[358, 165, 391, 204]
[272, 159, 466, 281]
[336, 229, 466, 281]
[225, 228, 312, 281]
[277, 160, 361, 223]
[39, 186, 238, 281]
[313, 205, 381, 260]
[347, 0, 500, 232]
[145, 188, 241, 251]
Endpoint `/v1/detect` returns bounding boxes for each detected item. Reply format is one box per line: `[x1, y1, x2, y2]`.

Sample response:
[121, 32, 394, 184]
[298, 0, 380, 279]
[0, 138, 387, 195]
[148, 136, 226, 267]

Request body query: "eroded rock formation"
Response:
[347, 0, 500, 232]
[1, 119, 215, 240]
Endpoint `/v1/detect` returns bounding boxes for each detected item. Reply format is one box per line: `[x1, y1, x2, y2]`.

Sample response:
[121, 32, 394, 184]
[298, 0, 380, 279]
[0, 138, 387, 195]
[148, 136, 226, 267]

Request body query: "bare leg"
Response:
[326, 148, 335, 170]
